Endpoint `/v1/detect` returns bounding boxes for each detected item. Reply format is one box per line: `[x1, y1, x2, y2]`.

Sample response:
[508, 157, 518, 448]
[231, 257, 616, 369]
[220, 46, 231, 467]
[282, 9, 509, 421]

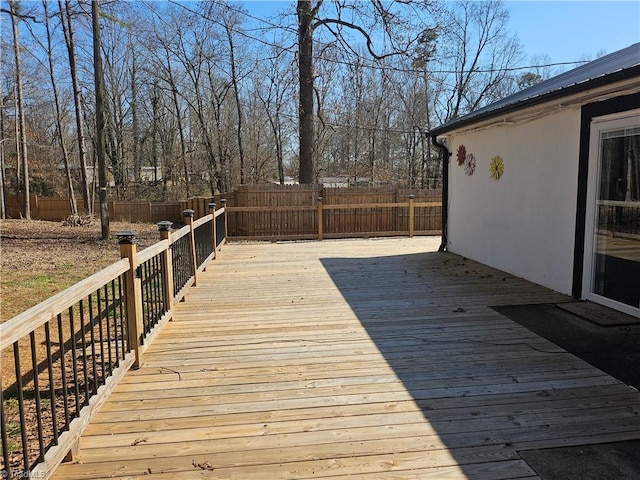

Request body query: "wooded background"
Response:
[1, 0, 559, 220]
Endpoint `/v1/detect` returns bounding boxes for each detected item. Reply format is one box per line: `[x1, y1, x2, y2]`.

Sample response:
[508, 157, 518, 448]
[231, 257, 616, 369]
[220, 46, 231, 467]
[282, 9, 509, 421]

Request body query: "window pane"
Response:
[592, 131, 640, 308]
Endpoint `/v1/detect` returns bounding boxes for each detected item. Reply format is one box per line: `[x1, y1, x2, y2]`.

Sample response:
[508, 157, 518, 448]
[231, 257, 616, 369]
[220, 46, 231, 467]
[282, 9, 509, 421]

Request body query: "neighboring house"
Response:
[140, 166, 162, 182]
[429, 43, 640, 317]
[319, 176, 371, 187]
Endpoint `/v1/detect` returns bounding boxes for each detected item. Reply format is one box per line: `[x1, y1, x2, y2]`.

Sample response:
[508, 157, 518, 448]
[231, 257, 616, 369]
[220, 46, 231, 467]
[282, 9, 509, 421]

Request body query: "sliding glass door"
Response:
[584, 112, 640, 317]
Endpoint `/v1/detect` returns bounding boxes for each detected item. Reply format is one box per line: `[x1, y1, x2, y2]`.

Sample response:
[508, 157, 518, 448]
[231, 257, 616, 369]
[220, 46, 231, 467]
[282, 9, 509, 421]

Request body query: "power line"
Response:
[313, 54, 588, 75]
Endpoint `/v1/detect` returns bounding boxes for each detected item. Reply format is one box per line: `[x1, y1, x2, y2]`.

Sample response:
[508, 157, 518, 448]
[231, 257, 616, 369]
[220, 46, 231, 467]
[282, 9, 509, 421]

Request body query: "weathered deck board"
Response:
[53, 237, 640, 479]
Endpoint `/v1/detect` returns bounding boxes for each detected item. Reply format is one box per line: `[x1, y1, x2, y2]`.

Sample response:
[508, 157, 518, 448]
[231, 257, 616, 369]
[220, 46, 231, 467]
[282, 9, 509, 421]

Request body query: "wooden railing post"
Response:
[221, 199, 228, 245]
[117, 231, 144, 369]
[183, 209, 197, 286]
[408, 195, 415, 238]
[157, 221, 175, 314]
[209, 202, 217, 259]
[317, 196, 324, 241]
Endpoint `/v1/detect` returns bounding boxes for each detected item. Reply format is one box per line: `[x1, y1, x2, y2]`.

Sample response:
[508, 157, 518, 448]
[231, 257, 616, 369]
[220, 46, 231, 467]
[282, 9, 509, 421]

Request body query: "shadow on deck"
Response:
[53, 238, 640, 479]
[320, 251, 640, 478]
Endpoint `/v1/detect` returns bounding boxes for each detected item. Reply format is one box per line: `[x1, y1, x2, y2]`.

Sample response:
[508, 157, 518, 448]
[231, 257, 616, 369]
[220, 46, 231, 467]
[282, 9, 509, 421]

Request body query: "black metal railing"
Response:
[216, 208, 227, 248]
[171, 232, 192, 298]
[194, 221, 213, 269]
[597, 203, 640, 236]
[1, 206, 226, 479]
[1, 266, 128, 478]
[138, 253, 167, 340]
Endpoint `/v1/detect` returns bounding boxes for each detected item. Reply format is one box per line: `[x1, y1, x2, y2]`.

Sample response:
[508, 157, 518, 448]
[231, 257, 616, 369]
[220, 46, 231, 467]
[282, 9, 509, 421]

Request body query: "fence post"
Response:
[109, 200, 116, 221]
[408, 195, 415, 238]
[32, 195, 39, 220]
[209, 202, 217, 259]
[317, 196, 323, 241]
[183, 209, 197, 286]
[221, 199, 228, 246]
[157, 221, 175, 314]
[117, 231, 144, 369]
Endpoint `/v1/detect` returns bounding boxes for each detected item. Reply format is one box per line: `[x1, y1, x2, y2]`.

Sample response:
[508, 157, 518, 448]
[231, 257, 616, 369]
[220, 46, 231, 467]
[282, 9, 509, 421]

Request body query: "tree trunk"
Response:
[61, 0, 92, 215]
[43, 1, 77, 216]
[10, 0, 30, 219]
[265, 108, 285, 185]
[297, 0, 314, 184]
[166, 55, 190, 199]
[0, 83, 7, 218]
[225, 20, 245, 184]
[131, 47, 141, 184]
[92, 0, 109, 239]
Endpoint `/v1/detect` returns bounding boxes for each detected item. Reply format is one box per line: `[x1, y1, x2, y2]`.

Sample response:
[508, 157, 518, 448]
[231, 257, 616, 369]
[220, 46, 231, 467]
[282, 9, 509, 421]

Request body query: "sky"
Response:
[507, 1, 640, 63]
[239, 0, 640, 66]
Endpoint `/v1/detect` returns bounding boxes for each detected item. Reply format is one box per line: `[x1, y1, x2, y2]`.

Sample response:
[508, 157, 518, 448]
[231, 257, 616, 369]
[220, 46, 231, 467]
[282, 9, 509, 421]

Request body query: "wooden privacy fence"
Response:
[223, 185, 442, 240]
[0, 204, 227, 480]
[6, 185, 442, 240]
[5, 195, 184, 224]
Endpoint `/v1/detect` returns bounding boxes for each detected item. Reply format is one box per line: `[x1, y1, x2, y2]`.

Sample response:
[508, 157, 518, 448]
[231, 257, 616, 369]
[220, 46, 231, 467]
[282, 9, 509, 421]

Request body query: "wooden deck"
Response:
[53, 237, 640, 479]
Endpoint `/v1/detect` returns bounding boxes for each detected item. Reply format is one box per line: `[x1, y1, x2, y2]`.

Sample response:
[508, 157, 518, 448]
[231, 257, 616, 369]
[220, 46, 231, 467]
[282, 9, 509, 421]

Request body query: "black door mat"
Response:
[493, 304, 640, 390]
[557, 301, 640, 326]
[519, 440, 640, 480]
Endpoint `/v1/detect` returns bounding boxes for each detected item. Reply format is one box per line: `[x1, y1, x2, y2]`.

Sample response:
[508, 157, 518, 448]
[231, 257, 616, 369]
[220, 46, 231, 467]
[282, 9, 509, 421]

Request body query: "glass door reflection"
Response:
[591, 127, 640, 311]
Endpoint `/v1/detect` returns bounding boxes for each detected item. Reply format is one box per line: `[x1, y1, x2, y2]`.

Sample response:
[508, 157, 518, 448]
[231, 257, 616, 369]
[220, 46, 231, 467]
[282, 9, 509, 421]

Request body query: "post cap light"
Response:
[116, 231, 138, 244]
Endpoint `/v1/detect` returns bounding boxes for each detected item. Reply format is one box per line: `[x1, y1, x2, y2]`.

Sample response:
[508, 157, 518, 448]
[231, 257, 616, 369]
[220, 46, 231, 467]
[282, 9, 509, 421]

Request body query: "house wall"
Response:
[446, 107, 581, 295]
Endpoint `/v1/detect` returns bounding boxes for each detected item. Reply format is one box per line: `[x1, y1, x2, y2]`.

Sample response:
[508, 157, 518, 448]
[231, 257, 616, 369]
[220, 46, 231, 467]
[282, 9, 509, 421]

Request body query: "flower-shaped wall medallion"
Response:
[456, 145, 466, 166]
[489, 155, 504, 180]
[464, 154, 476, 176]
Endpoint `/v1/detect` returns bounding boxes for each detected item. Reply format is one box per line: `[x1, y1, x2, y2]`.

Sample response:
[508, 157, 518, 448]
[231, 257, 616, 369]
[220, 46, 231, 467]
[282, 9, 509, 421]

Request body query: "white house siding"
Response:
[446, 107, 581, 295]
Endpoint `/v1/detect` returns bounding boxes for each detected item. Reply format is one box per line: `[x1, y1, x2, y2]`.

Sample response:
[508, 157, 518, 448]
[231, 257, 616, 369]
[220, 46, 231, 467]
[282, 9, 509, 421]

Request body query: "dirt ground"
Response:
[0, 219, 163, 321]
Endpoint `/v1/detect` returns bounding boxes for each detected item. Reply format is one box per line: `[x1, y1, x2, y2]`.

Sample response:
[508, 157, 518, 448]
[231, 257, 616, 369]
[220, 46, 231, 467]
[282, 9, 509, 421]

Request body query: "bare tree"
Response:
[35, 0, 78, 216]
[296, 0, 427, 183]
[170, 10, 229, 193]
[143, 4, 193, 198]
[221, 7, 247, 184]
[60, 0, 92, 214]
[131, 36, 140, 184]
[256, 45, 295, 184]
[436, 0, 522, 122]
[92, 0, 109, 238]
[0, 82, 7, 218]
[297, 0, 317, 184]
[8, 0, 30, 219]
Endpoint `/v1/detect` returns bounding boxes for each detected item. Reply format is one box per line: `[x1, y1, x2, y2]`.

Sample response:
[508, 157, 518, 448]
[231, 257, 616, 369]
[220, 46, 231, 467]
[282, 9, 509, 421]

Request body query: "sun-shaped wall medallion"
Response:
[456, 145, 466, 166]
[489, 155, 504, 180]
[464, 154, 476, 176]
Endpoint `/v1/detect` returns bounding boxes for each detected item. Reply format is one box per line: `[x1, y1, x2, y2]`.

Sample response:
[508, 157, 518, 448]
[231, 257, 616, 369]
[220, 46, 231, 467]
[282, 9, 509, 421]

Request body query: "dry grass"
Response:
[0, 219, 164, 322]
[0, 218, 179, 474]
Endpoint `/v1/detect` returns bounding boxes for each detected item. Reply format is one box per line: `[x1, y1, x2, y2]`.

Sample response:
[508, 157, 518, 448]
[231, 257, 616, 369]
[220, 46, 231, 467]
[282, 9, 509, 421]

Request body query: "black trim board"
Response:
[571, 91, 640, 299]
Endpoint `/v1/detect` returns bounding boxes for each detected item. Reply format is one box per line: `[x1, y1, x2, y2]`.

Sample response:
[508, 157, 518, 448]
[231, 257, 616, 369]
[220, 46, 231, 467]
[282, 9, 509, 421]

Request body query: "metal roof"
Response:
[429, 42, 640, 136]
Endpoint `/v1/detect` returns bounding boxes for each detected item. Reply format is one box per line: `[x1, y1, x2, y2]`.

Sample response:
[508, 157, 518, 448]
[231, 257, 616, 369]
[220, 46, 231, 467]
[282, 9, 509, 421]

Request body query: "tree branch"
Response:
[0, 8, 39, 22]
[313, 17, 400, 60]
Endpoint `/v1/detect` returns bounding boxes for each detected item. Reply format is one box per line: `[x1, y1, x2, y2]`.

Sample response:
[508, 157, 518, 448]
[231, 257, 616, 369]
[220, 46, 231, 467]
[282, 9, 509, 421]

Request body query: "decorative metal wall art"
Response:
[456, 145, 466, 166]
[489, 155, 504, 180]
[464, 154, 476, 176]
